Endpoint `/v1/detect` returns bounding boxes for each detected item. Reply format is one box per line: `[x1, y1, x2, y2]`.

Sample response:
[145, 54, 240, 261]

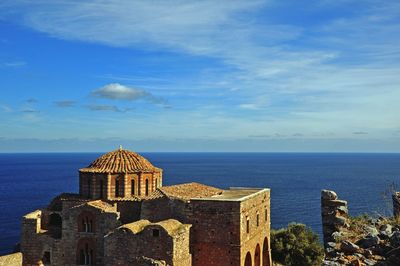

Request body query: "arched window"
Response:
[77, 239, 95, 265]
[244, 251, 252, 266]
[115, 179, 120, 197]
[131, 179, 135, 196]
[87, 177, 91, 198]
[49, 213, 62, 239]
[138, 176, 141, 196]
[255, 244, 261, 266]
[145, 179, 149, 196]
[263, 237, 270, 266]
[99, 179, 104, 199]
[78, 212, 95, 233]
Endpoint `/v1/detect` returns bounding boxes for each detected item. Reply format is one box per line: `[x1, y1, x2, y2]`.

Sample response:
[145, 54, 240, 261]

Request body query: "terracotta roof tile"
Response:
[79, 148, 161, 174]
[148, 182, 223, 201]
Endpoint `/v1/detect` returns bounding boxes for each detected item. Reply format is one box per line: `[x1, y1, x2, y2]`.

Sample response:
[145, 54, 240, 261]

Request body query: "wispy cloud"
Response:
[0, 104, 12, 112]
[54, 100, 75, 107]
[21, 108, 39, 113]
[1, 61, 26, 68]
[25, 97, 38, 103]
[353, 131, 368, 135]
[85, 104, 130, 113]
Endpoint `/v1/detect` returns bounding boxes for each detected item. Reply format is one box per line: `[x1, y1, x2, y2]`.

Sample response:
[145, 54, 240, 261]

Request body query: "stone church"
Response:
[20, 147, 271, 266]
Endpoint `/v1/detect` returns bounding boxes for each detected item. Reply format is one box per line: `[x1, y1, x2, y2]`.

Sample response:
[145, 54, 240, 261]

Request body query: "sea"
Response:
[1, 152, 400, 255]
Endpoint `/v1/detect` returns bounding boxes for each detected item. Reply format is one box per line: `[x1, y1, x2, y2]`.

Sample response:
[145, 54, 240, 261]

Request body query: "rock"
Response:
[341, 240, 360, 253]
[323, 199, 348, 207]
[327, 242, 337, 248]
[364, 258, 377, 266]
[357, 235, 380, 248]
[337, 205, 348, 214]
[331, 231, 343, 241]
[322, 190, 338, 200]
[350, 258, 362, 266]
[322, 260, 341, 266]
[363, 249, 373, 258]
[364, 225, 379, 237]
[380, 224, 393, 237]
[390, 231, 400, 247]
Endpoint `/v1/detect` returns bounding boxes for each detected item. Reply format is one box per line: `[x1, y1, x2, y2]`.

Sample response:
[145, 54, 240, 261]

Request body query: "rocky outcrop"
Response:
[322, 190, 400, 266]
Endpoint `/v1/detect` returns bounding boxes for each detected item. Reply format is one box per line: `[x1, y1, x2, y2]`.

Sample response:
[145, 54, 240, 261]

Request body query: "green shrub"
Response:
[271, 223, 324, 266]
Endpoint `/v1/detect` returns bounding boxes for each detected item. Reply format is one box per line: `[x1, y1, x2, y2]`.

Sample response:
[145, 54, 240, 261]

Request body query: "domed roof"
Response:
[79, 147, 161, 174]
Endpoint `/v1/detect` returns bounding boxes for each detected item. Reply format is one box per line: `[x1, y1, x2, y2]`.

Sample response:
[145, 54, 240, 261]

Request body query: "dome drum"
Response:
[79, 148, 162, 200]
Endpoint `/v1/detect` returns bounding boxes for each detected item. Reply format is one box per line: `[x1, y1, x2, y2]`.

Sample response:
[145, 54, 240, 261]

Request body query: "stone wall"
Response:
[188, 189, 271, 266]
[321, 189, 349, 247]
[0, 252, 22, 266]
[104, 219, 191, 266]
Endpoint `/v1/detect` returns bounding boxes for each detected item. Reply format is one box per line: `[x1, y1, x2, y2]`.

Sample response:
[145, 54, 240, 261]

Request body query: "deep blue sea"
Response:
[1, 152, 400, 255]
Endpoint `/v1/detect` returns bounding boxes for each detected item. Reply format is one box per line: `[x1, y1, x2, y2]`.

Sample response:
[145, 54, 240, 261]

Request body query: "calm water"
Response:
[1, 152, 400, 255]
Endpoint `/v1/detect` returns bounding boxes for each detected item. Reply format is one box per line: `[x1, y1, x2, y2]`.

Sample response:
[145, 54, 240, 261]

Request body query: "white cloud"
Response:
[91, 83, 148, 100]
[91, 83, 166, 106]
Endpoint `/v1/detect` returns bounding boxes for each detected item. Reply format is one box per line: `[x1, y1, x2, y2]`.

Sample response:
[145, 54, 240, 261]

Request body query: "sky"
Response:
[0, 0, 399, 152]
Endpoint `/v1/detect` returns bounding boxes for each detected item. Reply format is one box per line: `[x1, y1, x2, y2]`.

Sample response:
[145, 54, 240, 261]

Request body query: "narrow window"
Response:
[138, 176, 141, 196]
[246, 217, 250, 234]
[99, 179, 103, 198]
[145, 179, 149, 196]
[87, 177, 91, 198]
[153, 229, 160, 237]
[131, 179, 135, 196]
[256, 213, 259, 227]
[265, 207, 268, 222]
[115, 179, 120, 197]
[155, 178, 158, 188]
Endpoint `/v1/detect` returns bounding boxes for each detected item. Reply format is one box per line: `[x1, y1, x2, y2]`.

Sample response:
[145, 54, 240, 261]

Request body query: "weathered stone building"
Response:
[20, 147, 271, 266]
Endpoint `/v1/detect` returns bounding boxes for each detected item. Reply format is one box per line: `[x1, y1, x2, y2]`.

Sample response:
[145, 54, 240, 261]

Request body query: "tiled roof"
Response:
[148, 182, 223, 201]
[79, 148, 161, 174]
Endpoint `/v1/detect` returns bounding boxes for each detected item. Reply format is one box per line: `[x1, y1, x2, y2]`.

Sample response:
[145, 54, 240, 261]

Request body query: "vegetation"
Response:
[271, 223, 324, 266]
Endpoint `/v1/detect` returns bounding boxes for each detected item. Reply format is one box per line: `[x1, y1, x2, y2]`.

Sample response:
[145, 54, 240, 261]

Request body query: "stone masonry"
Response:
[321, 189, 349, 247]
[15, 147, 272, 266]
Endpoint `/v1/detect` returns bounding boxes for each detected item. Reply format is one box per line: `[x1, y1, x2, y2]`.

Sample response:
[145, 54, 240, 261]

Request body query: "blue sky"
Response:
[0, 0, 399, 152]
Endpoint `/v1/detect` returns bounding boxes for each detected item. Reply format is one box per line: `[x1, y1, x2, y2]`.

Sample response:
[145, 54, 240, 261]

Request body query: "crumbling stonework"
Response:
[392, 192, 400, 218]
[16, 148, 272, 266]
[104, 219, 191, 266]
[321, 189, 349, 247]
[322, 190, 400, 265]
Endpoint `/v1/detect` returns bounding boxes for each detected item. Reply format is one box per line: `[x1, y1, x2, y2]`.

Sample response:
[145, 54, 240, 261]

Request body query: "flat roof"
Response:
[191, 187, 270, 202]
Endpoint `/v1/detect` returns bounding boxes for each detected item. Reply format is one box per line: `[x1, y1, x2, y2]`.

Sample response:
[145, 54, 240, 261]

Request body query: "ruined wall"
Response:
[321, 189, 349, 247]
[0, 252, 22, 266]
[104, 220, 191, 266]
[393, 192, 400, 217]
[116, 201, 142, 224]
